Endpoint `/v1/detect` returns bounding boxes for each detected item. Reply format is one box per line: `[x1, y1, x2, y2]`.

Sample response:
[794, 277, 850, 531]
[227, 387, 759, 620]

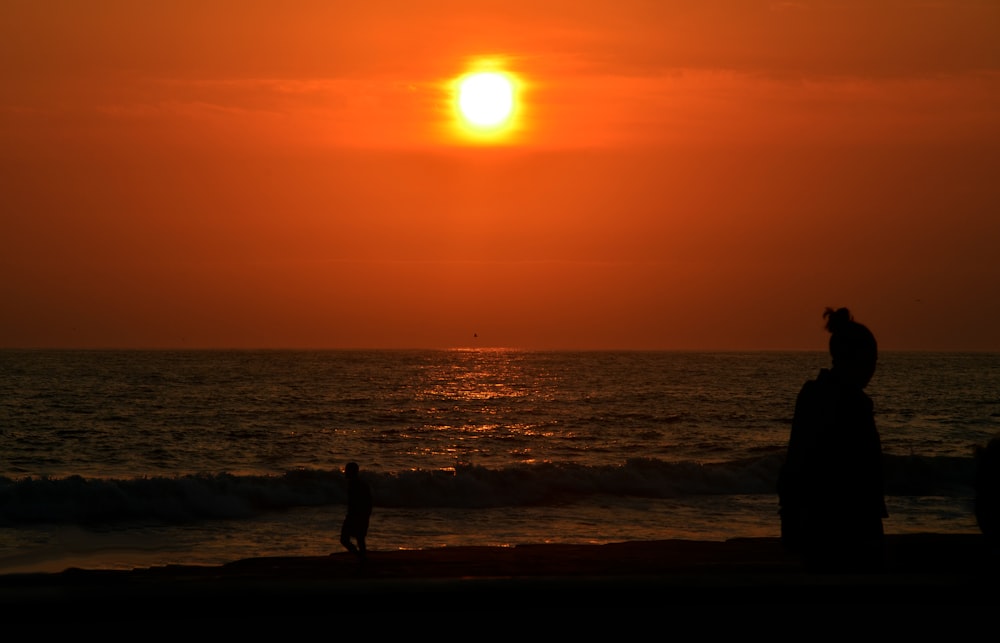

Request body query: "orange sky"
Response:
[2, 1, 999, 351]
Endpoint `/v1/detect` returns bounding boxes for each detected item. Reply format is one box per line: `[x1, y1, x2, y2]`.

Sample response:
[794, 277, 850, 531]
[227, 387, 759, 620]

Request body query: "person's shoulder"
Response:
[795, 370, 835, 408]
[797, 370, 825, 395]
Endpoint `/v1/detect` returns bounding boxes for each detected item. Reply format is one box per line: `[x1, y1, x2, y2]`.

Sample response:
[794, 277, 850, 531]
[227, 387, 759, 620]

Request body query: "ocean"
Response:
[1, 349, 997, 574]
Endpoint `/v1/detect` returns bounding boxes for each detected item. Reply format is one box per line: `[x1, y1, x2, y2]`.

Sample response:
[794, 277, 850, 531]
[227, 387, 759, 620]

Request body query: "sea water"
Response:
[1, 349, 997, 573]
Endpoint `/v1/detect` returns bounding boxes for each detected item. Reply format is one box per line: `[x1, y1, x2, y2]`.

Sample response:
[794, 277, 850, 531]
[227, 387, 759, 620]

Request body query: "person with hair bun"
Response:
[777, 307, 888, 572]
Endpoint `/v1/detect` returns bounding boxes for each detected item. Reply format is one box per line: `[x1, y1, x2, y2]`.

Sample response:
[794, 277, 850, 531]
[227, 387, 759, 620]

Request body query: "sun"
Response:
[454, 70, 518, 137]
[458, 72, 514, 128]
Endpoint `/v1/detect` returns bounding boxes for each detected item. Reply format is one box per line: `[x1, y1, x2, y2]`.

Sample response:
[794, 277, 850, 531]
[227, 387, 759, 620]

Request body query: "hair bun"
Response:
[823, 307, 853, 334]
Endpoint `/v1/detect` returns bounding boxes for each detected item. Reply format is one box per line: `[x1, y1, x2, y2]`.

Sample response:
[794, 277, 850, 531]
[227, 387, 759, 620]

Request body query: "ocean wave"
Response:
[0, 454, 977, 527]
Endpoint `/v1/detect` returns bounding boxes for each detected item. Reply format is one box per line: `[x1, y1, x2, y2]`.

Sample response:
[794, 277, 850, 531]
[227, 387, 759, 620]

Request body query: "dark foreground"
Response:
[1, 534, 997, 627]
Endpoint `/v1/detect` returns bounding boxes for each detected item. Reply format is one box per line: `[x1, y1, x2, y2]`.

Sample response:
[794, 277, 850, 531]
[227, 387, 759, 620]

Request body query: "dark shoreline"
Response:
[2, 534, 997, 624]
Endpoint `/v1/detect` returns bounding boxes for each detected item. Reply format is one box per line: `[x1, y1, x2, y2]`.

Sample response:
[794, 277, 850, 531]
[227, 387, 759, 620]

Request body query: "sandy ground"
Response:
[1, 534, 997, 628]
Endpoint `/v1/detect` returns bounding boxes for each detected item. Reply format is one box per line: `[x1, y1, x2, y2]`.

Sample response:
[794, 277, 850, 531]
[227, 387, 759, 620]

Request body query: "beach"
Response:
[3, 351, 997, 629]
[2, 533, 997, 628]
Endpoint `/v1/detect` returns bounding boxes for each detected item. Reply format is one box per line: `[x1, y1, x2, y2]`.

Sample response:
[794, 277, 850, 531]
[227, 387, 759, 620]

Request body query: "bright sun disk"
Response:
[457, 71, 515, 129]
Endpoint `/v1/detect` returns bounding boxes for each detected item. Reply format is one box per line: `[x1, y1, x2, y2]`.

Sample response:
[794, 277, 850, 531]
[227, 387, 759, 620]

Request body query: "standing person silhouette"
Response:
[777, 307, 888, 573]
[974, 435, 1000, 556]
[340, 461, 373, 563]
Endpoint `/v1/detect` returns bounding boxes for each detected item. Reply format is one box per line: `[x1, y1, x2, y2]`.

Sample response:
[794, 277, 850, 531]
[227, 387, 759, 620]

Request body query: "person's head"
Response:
[345, 461, 359, 479]
[823, 307, 878, 389]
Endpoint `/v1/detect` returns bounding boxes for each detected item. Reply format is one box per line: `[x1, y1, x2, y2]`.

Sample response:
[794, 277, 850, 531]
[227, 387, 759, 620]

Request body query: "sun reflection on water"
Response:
[404, 348, 564, 465]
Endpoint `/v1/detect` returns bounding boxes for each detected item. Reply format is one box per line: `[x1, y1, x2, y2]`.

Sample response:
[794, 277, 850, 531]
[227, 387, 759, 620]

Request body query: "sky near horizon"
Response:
[2, 1, 999, 351]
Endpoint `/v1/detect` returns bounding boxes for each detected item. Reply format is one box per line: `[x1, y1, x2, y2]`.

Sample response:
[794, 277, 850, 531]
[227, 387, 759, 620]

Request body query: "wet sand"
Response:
[1, 534, 997, 627]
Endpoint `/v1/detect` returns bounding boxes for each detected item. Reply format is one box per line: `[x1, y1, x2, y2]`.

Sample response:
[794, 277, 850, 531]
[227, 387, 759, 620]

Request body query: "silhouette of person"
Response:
[340, 461, 373, 563]
[777, 307, 888, 573]
[974, 435, 1000, 554]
